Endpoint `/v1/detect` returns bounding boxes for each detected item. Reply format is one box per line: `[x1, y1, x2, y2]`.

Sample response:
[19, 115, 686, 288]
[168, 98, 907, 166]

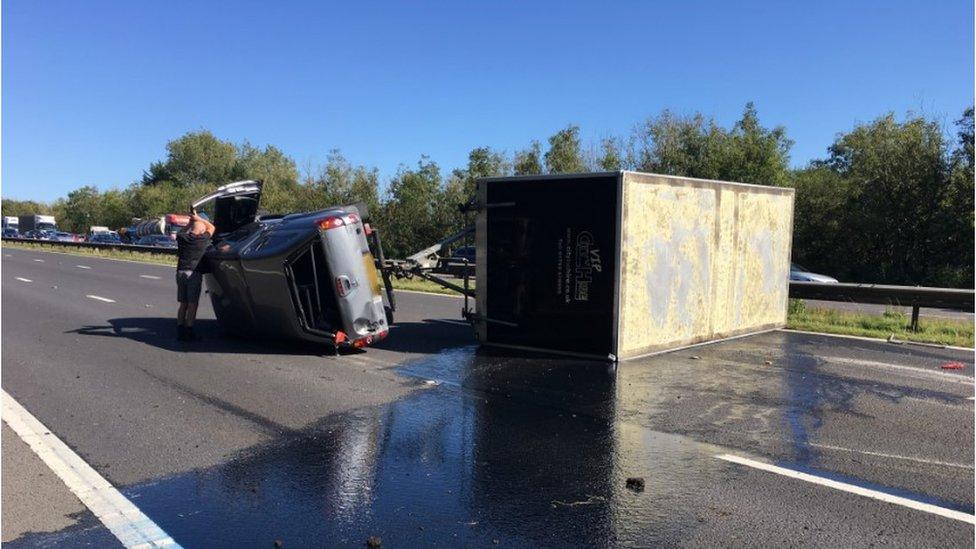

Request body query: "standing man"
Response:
[176, 207, 215, 341]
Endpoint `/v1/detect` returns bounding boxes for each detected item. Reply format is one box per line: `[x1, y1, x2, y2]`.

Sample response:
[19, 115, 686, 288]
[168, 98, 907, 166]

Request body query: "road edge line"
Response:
[779, 328, 974, 351]
[715, 453, 976, 525]
[2, 389, 182, 548]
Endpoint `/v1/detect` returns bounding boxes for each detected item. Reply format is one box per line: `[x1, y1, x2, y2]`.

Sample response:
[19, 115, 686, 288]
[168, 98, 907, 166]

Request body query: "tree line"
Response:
[3, 103, 972, 287]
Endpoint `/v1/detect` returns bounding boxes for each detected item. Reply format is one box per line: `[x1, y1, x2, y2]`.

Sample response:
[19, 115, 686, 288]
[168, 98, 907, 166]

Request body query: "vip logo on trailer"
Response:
[574, 231, 602, 301]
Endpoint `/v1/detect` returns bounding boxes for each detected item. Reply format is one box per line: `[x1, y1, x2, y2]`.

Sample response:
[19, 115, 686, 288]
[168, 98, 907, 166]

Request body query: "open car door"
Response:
[192, 180, 263, 236]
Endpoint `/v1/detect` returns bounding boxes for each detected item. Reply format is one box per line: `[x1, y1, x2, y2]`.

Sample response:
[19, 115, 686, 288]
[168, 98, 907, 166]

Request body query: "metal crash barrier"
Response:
[789, 281, 975, 331]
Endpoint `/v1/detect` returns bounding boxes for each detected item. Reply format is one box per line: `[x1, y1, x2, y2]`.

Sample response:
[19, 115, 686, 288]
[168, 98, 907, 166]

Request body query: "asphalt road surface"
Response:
[2, 246, 974, 547]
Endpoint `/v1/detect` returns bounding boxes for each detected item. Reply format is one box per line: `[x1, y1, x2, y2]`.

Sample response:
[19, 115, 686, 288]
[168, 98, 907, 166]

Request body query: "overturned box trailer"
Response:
[472, 171, 794, 361]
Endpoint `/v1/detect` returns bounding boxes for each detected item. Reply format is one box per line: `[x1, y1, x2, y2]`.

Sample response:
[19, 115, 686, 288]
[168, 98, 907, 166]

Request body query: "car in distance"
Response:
[438, 245, 476, 277]
[135, 234, 178, 248]
[89, 232, 122, 244]
[2, 228, 19, 238]
[790, 262, 838, 283]
[52, 231, 81, 243]
[24, 229, 55, 240]
[192, 180, 394, 351]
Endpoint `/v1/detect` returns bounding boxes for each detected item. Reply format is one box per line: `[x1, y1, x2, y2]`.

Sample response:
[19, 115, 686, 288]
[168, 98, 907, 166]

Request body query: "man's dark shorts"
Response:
[176, 270, 203, 303]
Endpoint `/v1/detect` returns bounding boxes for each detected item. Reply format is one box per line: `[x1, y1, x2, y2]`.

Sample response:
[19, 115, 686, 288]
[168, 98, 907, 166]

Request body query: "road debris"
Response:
[626, 477, 646, 492]
[941, 361, 965, 370]
[366, 536, 382, 548]
[551, 495, 606, 507]
[689, 355, 701, 360]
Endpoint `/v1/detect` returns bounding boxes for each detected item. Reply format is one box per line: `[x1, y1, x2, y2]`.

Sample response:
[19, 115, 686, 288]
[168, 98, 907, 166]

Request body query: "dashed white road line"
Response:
[2, 389, 182, 548]
[86, 295, 116, 303]
[716, 453, 976, 524]
[33, 258, 44, 262]
[14, 277, 32, 283]
[76, 265, 92, 269]
[140, 275, 162, 280]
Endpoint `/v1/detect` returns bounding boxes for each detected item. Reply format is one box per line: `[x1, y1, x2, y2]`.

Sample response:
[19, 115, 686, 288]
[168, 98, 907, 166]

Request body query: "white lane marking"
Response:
[4, 253, 12, 257]
[782, 329, 974, 352]
[716, 453, 976, 524]
[14, 277, 32, 283]
[2, 390, 182, 548]
[86, 295, 116, 303]
[823, 356, 973, 385]
[33, 258, 44, 262]
[140, 275, 162, 280]
[76, 265, 92, 269]
[807, 442, 974, 470]
[428, 318, 469, 326]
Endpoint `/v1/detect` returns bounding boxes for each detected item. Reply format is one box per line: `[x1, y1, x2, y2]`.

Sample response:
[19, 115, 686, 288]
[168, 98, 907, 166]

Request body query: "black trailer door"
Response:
[483, 174, 619, 358]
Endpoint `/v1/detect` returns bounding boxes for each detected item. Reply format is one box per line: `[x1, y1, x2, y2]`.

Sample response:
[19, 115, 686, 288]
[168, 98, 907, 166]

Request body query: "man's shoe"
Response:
[183, 328, 201, 342]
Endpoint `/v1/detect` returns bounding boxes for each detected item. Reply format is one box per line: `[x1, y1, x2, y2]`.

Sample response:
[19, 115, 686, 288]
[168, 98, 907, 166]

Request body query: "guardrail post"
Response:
[910, 305, 920, 332]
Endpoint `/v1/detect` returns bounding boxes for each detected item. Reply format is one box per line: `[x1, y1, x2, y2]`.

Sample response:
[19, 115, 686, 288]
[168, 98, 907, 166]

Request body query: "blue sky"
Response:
[3, 0, 973, 201]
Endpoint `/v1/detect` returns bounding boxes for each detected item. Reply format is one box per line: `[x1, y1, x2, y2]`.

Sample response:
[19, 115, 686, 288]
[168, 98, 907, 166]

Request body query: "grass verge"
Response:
[2, 240, 177, 265]
[389, 276, 474, 295]
[786, 299, 973, 348]
[5, 243, 969, 347]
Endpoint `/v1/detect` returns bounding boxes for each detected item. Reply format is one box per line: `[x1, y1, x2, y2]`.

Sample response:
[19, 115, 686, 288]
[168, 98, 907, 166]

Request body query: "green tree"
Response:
[142, 130, 237, 187]
[513, 141, 543, 175]
[819, 111, 969, 286]
[789, 164, 852, 279]
[58, 186, 104, 233]
[441, 147, 510, 234]
[629, 103, 791, 185]
[234, 142, 301, 213]
[378, 156, 446, 258]
[712, 102, 793, 186]
[307, 150, 381, 216]
[1, 199, 54, 217]
[598, 137, 622, 171]
[544, 124, 586, 173]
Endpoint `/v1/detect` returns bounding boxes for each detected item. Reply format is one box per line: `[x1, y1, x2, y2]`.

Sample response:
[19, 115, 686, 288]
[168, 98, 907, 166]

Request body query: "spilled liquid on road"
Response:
[120, 333, 974, 547]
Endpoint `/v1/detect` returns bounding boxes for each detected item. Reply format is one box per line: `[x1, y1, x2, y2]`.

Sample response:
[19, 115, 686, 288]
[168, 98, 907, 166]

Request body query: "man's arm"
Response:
[189, 209, 216, 235]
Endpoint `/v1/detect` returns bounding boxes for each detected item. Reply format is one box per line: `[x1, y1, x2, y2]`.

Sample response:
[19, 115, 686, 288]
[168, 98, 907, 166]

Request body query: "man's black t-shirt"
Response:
[176, 231, 212, 272]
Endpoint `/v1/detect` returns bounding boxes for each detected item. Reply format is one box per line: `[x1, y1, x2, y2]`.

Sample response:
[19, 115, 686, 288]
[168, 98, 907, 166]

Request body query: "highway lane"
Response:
[2, 246, 974, 547]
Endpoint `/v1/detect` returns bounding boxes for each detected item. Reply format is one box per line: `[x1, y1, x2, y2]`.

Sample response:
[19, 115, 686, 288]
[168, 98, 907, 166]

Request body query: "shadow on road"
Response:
[67, 317, 334, 356]
[67, 317, 478, 357]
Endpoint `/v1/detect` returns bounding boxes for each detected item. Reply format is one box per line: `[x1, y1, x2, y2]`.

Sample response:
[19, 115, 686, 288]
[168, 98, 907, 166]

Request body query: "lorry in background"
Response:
[2, 216, 19, 236]
[18, 214, 57, 234]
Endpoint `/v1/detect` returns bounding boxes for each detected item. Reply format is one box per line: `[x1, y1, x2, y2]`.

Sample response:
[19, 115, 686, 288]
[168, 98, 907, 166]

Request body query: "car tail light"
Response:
[347, 213, 360, 224]
[334, 331, 347, 344]
[352, 335, 373, 348]
[317, 216, 345, 230]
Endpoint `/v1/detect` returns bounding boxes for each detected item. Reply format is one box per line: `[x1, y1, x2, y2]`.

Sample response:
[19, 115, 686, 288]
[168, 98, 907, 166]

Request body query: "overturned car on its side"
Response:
[193, 181, 394, 350]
